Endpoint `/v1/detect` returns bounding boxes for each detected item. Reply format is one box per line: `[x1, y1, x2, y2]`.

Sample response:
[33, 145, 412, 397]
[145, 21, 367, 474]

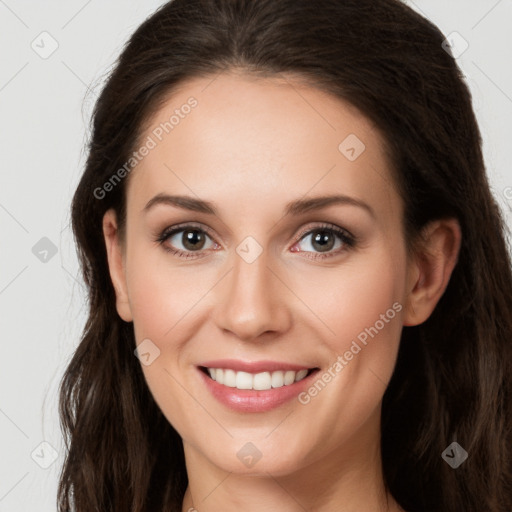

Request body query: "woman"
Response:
[58, 0, 512, 511]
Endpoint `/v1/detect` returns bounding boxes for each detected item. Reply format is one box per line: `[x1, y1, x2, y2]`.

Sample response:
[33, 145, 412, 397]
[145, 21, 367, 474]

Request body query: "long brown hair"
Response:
[59, 0, 512, 510]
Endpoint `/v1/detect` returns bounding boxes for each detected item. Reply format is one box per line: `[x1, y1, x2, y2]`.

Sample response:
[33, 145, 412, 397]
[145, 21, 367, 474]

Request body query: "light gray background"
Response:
[1, 1, 511, 510]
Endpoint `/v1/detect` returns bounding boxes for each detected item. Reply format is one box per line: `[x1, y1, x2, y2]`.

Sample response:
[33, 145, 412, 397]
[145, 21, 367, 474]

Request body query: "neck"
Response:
[180, 409, 401, 512]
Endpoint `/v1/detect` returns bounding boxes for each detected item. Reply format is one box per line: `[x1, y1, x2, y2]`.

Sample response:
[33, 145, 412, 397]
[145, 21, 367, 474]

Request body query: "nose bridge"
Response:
[213, 242, 290, 341]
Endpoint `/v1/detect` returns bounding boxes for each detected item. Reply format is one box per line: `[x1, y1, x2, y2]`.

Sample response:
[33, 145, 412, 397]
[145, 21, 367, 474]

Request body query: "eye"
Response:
[156, 222, 356, 260]
[291, 223, 356, 259]
[155, 223, 219, 259]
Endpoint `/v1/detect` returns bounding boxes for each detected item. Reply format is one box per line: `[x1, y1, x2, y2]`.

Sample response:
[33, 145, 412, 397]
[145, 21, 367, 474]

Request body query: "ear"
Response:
[102, 208, 133, 322]
[403, 218, 461, 326]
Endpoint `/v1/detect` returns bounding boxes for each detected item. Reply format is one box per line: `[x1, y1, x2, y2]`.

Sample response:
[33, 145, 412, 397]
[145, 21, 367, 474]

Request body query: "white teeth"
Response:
[284, 370, 296, 385]
[253, 371, 271, 390]
[295, 369, 308, 381]
[271, 371, 284, 388]
[235, 371, 253, 389]
[205, 367, 310, 390]
[223, 369, 237, 387]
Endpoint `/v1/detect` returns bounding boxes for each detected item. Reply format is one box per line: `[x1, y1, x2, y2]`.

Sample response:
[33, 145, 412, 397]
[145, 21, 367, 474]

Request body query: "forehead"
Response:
[127, 72, 400, 221]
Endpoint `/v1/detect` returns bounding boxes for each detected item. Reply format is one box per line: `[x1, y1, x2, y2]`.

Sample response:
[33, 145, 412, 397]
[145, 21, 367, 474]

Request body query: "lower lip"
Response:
[198, 367, 318, 412]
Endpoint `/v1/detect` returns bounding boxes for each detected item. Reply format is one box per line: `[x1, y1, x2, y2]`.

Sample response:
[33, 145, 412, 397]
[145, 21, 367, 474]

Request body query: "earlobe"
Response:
[102, 209, 133, 322]
[403, 218, 461, 327]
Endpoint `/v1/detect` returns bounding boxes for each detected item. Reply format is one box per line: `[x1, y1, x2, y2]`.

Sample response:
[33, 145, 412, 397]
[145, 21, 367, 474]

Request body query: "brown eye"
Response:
[292, 224, 355, 258]
[179, 229, 208, 251]
[156, 224, 218, 258]
[308, 230, 337, 252]
[162, 228, 215, 252]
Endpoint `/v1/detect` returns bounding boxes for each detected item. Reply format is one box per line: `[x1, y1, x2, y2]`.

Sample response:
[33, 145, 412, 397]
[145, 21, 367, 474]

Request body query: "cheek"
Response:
[124, 243, 214, 342]
[288, 250, 405, 455]
[123, 247, 213, 435]
[292, 246, 405, 350]
[292, 245, 406, 418]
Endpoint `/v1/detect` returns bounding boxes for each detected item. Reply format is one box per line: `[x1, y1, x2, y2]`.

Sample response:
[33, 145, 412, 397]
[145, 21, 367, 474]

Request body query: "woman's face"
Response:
[105, 72, 417, 477]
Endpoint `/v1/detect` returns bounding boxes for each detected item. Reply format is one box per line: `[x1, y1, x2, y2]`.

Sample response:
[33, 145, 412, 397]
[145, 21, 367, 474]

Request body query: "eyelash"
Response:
[155, 222, 357, 260]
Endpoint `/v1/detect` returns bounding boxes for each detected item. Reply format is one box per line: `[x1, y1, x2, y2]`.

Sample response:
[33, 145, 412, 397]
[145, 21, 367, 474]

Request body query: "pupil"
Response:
[312, 231, 334, 252]
[183, 230, 205, 250]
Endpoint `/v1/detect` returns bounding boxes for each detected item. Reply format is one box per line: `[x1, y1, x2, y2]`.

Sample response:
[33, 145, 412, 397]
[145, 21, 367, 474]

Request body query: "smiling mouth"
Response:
[199, 366, 318, 391]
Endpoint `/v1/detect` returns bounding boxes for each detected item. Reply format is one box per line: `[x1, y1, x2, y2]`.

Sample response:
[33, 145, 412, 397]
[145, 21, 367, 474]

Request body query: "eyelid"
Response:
[158, 221, 217, 240]
[293, 221, 355, 244]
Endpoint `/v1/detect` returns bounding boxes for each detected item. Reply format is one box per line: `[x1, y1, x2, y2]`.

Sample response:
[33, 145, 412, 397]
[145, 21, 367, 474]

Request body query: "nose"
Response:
[212, 247, 292, 342]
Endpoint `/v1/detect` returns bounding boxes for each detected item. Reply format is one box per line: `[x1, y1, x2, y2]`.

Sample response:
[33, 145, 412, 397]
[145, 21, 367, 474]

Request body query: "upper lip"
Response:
[199, 359, 315, 373]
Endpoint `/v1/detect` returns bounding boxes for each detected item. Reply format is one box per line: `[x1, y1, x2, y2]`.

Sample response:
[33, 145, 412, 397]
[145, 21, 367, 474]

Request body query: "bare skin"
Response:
[102, 71, 461, 512]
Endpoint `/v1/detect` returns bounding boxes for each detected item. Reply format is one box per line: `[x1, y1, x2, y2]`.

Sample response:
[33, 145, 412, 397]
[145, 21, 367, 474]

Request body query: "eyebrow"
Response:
[142, 193, 375, 219]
